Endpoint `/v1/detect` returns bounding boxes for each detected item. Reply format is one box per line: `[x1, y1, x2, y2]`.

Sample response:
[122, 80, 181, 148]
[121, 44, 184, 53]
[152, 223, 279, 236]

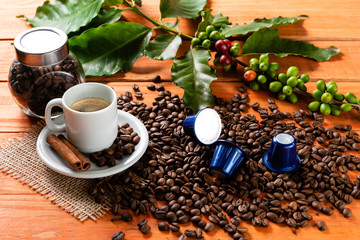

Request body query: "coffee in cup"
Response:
[44, 83, 118, 153]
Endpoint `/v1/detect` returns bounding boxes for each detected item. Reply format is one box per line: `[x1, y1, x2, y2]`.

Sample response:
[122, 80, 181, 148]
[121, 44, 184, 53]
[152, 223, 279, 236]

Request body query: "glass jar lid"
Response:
[14, 27, 68, 66]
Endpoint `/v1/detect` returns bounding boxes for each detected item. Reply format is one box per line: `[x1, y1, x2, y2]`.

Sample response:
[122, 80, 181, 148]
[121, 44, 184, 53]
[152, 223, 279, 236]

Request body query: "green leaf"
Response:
[197, 9, 230, 34]
[220, 15, 306, 37]
[69, 7, 123, 37]
[241, 28, 340, 62]
[69, 22, 152, 76]
[211, 12, 231, 28]
[102, 0, 123, 7]
[164, 19, 180, 31]
[171, 48, 217, 113]
[29, 0, 105, 34]
[145, 34, 182, 60]
[160, 0, 207, 19]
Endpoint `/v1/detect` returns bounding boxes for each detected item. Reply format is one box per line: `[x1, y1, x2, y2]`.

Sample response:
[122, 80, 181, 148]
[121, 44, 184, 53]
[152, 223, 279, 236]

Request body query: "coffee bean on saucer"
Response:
[152, 75, 161, 83]
[147, 84, 155, 91]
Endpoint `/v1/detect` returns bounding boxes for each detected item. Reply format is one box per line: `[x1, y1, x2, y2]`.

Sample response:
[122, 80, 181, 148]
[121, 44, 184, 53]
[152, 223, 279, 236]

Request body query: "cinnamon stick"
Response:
[58, 134, 91, 171]
[46, 134, 88, 172]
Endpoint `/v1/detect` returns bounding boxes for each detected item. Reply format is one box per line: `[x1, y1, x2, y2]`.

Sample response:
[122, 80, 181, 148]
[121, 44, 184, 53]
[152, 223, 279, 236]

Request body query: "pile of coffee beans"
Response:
[89, 123, 141, 167]
[89, 85, 360, 239]
[8, 55, 83, 116]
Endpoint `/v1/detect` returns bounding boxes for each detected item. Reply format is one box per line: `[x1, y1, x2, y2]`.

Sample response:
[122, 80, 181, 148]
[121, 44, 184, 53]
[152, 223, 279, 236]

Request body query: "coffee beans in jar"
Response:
[8, 27, 85, 118]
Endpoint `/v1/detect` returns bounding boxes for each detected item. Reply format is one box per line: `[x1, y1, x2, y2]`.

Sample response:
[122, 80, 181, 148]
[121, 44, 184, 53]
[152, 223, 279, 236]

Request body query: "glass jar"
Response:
[8, 27, 85, 118]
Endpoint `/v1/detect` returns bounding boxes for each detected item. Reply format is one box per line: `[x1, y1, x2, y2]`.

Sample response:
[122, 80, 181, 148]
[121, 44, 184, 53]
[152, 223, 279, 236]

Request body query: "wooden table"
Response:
[1, 0, 360, 239]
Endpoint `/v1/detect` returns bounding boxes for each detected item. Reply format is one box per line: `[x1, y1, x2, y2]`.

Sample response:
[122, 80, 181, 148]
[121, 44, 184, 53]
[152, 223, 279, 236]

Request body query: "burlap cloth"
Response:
[0, 121, 110, 221]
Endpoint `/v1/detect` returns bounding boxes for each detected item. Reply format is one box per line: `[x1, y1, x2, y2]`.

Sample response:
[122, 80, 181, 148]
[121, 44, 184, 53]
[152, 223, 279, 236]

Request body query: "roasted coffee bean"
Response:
[140, 224, 151, 234]
[134, 92, 143, 99]
[184, 229, 196, 238]
[147, 84, 156, 91]
[112, 230, 125, 240]
[132, 84, 139, 91]
[156, 85, 165, 91]
[204, 222, 215, 232]
[342, 208, 352, 218]
[316, 220, 327, 231]
[169, 223, 180, 232]
[178, 235, 188, 240]
[158, 222, 169, 231]
[322, 206, 334, 216]
[237, 227, 248, 233]
[111, 215, 122, 222]
[122, 212, 132, 222]
[137, 219, 148, 228]
[152, 75, 161, 83]
[196, 228, 204, 239]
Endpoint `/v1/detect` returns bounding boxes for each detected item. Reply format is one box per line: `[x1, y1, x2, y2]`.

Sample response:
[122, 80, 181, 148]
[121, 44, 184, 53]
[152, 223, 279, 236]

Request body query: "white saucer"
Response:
[36, 110, 149, 179]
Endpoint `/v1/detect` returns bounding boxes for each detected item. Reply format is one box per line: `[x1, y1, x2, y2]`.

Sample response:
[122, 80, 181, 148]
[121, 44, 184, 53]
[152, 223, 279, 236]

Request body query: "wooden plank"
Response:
[1, 40, 360, 83]
[1, 0, 360, 40]
[2, 80, 360, 133]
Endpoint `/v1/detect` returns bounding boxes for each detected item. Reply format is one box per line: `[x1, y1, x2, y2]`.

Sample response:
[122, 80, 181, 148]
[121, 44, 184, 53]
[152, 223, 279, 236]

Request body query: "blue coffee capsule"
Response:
[183, 108, 221, 145]
[262, 133, 301, 173]
[209, 140, 248, 179]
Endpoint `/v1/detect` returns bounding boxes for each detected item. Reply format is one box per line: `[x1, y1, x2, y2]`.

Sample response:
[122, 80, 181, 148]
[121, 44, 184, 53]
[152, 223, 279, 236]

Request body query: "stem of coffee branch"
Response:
[123, 0, 193, 39]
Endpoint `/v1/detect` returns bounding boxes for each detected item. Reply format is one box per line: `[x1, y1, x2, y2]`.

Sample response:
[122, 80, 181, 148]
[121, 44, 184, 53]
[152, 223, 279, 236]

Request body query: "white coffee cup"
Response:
[44, 82, 118, 153]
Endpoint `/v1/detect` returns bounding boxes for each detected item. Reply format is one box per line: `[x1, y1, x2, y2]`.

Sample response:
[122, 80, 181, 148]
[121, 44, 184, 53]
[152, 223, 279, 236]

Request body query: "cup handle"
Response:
[45, 98, 66, 132]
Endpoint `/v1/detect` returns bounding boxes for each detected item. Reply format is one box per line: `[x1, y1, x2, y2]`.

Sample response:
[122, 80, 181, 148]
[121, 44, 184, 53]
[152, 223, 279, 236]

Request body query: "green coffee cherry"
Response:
[340, 103, 352, 112]
[259, 54, 269, 64]
[244, 66, 251, 71]
[297, 79, 305, 87]
[266, 69, 277, 79]
[287, 93, 298, 104]
[259, 62, 269, 71]
[326, 84, 338, 95]
[334, 93, 344, 101]
[198, 32, 208, 41]
[191, 38, 201, 46]
[312, 89, 323, 101]
[277, 92, 286, 100]
[230, 45, 240, 56]
[206, 25, 215, 34]
[320, 103, 331, 115]
[282, 85, 293, 96]
[308, 101, 321, 112]
[250, 81, 260, 91]
[331, 105, 341, 116]
[287, 76, 298, 88]
[321, 92, 333, 104]
[316, 80, 326, 92]
[250, 58, 259, 71]
[297, 85, 307, 92]
[223, 64, 232, 72]
[286, 66, 299, 77]
[269, 81, 283, 93]
[257, 75, 267, 85]
[326, 81, 337, 88]
[202, 39, 211, 49]
[213, 57, 221, 66]
[209, 31, 220, 41]
[278, 73, 288, 85]
[299, 74, 310, 83]
[345, 92, 357, 104]
[269, 62, 280, 71]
